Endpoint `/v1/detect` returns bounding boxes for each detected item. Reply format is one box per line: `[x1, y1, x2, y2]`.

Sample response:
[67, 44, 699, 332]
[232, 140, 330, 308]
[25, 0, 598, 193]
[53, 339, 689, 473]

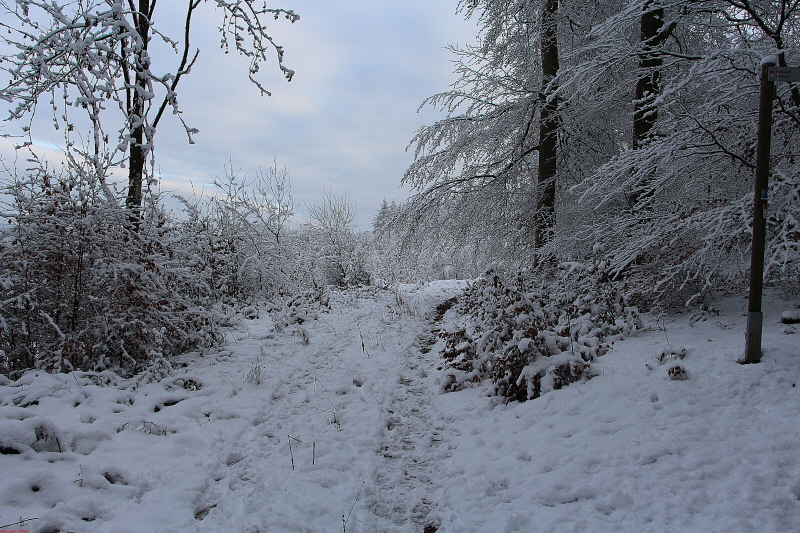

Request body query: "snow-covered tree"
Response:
[402, 0, 629, 263]
[400, 0, 799, 303]
[403, 0, 552, 254]
[0, 0, 298, 219]
[305, 191, 370, 288]
[551, 0, 800, 303]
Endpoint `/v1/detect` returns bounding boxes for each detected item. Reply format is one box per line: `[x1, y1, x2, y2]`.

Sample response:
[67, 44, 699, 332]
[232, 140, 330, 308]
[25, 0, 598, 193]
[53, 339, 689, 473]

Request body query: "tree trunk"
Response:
[633, 3, 666, 149]
[125, 0, 152, 222]
[629, 2, 673, 208]
[535, 0, 559, 248]
[126, 98, 145, 214]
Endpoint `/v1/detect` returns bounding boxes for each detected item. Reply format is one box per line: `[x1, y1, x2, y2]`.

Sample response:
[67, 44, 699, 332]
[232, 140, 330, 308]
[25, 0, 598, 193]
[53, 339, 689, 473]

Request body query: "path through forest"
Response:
[191, 284, 464, 533]
[2, 283, 800, 533]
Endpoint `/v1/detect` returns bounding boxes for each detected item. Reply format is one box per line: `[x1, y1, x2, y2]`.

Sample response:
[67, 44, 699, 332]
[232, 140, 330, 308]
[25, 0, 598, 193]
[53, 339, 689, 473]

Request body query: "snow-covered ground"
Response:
[1, 282, 799, 533]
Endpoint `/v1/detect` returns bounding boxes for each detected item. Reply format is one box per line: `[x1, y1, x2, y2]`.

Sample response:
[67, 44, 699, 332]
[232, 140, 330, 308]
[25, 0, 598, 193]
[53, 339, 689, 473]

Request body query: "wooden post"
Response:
[743, 60, 776, 364]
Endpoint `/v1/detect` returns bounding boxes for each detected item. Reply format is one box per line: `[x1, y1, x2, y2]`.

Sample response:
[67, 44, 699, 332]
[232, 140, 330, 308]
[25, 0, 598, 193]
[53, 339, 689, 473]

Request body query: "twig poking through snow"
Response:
[287, 434, 304, 471]
[342, 481, 365, 533]
[314, 377, 343, 428]
[358, 322, 370, 357]
[0, 518, 38, 530]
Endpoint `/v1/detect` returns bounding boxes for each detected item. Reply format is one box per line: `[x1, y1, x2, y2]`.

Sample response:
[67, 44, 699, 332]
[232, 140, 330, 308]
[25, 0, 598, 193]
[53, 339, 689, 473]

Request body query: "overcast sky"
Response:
[0, 1, 479, 229]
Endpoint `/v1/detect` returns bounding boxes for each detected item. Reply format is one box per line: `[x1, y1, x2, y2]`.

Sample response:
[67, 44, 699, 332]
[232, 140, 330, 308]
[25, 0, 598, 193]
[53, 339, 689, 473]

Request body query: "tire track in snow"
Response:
[367, 311, 450, 533]
[193, 305, 376, 532]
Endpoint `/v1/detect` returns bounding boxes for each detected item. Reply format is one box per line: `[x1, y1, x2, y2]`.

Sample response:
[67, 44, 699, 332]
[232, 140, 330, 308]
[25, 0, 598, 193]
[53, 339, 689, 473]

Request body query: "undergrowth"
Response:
[439, 262, 642, 401]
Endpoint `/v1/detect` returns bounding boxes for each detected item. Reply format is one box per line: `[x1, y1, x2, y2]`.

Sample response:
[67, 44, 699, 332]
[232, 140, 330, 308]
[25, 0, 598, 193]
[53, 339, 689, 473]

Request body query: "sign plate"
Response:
[767, 66, 800, 82]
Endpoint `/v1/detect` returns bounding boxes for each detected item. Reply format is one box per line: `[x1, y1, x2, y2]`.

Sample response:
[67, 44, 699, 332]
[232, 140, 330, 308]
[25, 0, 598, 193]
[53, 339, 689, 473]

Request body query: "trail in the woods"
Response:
[1, 285, 800, 533]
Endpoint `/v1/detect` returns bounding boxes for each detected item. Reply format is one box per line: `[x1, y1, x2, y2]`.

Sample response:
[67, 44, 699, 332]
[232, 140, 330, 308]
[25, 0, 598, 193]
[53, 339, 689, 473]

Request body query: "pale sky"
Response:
[0, 1, 479, 229]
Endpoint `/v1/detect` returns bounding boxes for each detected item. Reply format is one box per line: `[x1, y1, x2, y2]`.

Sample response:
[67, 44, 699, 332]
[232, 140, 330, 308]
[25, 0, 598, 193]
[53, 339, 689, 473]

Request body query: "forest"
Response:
[1, 0, 797, 381]
[1, 1, 800, 532]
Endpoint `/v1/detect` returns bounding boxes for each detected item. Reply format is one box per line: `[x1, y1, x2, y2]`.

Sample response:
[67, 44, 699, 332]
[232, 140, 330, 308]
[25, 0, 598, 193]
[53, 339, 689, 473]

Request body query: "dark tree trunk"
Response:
[633, 3, 668, 149]
[535, 0, 559, 248]
[126, 102, 145, 214]
[125, 0, 152, 222]
[630, 2, 674, 208]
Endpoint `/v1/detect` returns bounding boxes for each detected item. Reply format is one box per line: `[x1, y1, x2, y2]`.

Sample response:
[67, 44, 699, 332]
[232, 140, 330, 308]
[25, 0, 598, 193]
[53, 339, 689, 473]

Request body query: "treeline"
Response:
[0, 159, 372, 377]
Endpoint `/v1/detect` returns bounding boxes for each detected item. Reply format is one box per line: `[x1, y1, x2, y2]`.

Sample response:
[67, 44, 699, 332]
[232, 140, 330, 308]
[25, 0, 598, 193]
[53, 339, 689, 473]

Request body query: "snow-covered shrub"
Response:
[0, 164, 217, 377]
[172, 163, 297, 306]
[172, 193, 252, 305]
[304, 192, 372, 288]
[244, 355, 264, 385]
[667, 365, 689, 381]
[132, 358, 176, 387]
[0, 416, 64, 454]
[439, 263, 642, 401]
[271, 289, 328, 332]
[769, 166, 800, 298]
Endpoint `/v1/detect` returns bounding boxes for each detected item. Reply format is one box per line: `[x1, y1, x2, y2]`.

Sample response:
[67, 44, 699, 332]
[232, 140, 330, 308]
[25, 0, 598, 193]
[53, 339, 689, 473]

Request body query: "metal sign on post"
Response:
[767, 66, 800, 82]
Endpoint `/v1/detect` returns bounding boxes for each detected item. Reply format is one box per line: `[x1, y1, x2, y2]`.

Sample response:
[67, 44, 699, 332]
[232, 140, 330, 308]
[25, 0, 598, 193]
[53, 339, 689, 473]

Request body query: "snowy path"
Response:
[367, 318, 449, 533]
[0, 286, 463, 533]
[193, 288, 456, 533]
[181, 285, 465, 533]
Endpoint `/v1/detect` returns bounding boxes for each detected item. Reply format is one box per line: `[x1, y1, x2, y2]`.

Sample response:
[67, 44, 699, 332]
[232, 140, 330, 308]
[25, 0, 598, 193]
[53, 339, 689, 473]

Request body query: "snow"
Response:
[761, 55, 780, 67]
[782, 309, 800, 324]
[1, 285, 799, 533]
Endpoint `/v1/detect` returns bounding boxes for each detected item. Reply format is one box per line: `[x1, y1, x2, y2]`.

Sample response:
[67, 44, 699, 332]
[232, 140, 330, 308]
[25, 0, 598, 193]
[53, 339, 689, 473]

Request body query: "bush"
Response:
[439, 263, 642, 401]
[0, 158, 376, 378]
[173, 163, 297, 306]
[0, 164, 217, 377]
